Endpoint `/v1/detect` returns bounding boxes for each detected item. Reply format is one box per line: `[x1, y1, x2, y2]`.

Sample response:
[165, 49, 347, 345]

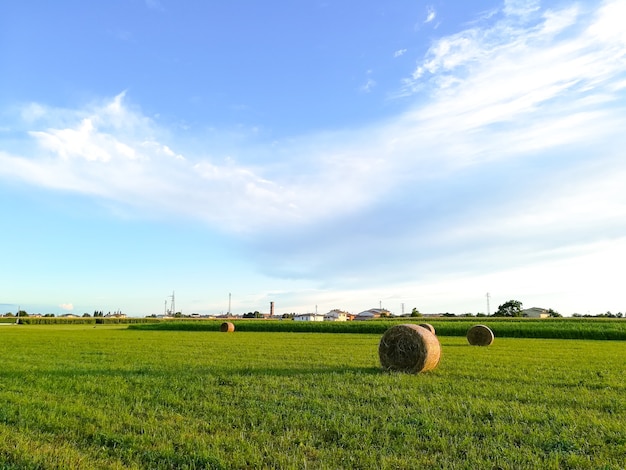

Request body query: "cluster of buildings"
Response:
[293, 308, 391, 322]
[292, 307, 554, 321]
[151, 295, 556, 320]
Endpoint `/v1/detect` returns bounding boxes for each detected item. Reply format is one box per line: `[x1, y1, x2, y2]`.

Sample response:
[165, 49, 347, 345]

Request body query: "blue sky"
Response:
[1, 0, 625, 317]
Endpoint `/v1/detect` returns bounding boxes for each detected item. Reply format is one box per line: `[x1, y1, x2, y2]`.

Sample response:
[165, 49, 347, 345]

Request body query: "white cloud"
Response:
[30, 118, 140, 163]
[20, 103, 47, 123]
[360, 78, 376, 93]
[1, 94, 382, 232]
[3, 1, 625, 237]
[234, 232, 626, 315]
[425, 6, 436, 24]
[60, 303, 74, 311]
[503, 0, 540, 17]
[394, 48, 407, 58]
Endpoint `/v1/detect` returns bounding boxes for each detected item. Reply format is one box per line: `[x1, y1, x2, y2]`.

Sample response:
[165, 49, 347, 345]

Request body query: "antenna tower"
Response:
[168, 291, 175, 316]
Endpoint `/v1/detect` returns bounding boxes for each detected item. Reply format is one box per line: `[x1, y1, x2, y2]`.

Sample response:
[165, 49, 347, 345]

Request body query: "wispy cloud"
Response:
[394, 48, 407, 58]
[360, 78, 377, 93]
[424, 6, 436, 24]
[503, 0, 540, 17]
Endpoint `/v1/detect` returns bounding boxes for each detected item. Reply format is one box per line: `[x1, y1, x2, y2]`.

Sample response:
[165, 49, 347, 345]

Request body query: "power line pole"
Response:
[167, 291, 175, 316]
[486, 292, 491, 316]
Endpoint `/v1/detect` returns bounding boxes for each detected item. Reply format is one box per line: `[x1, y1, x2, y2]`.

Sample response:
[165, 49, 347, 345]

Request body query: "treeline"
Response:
[15, 317, 160, 325]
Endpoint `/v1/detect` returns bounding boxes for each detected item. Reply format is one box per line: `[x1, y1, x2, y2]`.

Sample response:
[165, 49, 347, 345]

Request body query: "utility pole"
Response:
[167, 291, 175, 316]
[228, 293, 231, 316]
[486, 292, 491, 316]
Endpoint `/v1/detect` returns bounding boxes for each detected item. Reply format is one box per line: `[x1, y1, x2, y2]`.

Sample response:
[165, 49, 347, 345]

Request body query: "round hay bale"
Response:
[466, 324, 494, 346]
[220, 321, 235, 333]
[419, 323, 436, 335]
[378, 324, 441, 373]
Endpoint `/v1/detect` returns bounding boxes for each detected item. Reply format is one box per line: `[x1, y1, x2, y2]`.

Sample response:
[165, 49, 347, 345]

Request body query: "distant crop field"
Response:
[129, 317, 626, 340]
[1, 325, 625, 469]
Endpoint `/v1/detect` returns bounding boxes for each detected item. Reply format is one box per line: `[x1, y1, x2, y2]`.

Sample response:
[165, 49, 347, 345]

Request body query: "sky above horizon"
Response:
[1, 0, 625, 317]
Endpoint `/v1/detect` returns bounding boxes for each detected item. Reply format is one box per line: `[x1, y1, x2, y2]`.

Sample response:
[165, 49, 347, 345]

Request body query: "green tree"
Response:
[547, 308, 562, 318]
[243, 311, 263, 318]
[494, 300, 523, 317]
[410, 308, 422, 318]
[16, 310, 29, 317]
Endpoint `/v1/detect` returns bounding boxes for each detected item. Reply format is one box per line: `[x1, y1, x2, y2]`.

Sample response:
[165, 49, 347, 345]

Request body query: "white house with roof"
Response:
[324, 309, 349, 322]
[354, 308, 390, 320]
[294, 313, 325, 322]
[521, 307, 550, 318]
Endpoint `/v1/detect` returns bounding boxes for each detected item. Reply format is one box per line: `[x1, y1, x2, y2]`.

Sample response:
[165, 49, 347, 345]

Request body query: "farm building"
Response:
[521, 307, 550, 318]
[294, 313, 325, 322]
[354, 308, 391, 320]
[324, 309, 349, 322]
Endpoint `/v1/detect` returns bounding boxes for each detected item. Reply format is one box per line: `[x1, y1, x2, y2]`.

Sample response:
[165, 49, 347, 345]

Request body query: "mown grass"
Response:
[0, 325, 625, 469]
[130, 317, 626, 340]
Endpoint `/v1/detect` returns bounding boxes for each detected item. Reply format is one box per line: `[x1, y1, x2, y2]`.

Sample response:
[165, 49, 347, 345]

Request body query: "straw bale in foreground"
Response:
[379, 324, 441, 373]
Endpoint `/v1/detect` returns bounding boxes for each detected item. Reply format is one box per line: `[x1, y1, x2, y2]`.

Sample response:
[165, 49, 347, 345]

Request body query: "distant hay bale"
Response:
[466, 324, 494, 346]
[220, 321, 235, 333]
[378, 324, 441, 373]
[419, 323, 436, 335]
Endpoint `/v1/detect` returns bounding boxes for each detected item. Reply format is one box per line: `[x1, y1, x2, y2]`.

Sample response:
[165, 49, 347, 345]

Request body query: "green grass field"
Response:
[1, 325, 625, 469]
